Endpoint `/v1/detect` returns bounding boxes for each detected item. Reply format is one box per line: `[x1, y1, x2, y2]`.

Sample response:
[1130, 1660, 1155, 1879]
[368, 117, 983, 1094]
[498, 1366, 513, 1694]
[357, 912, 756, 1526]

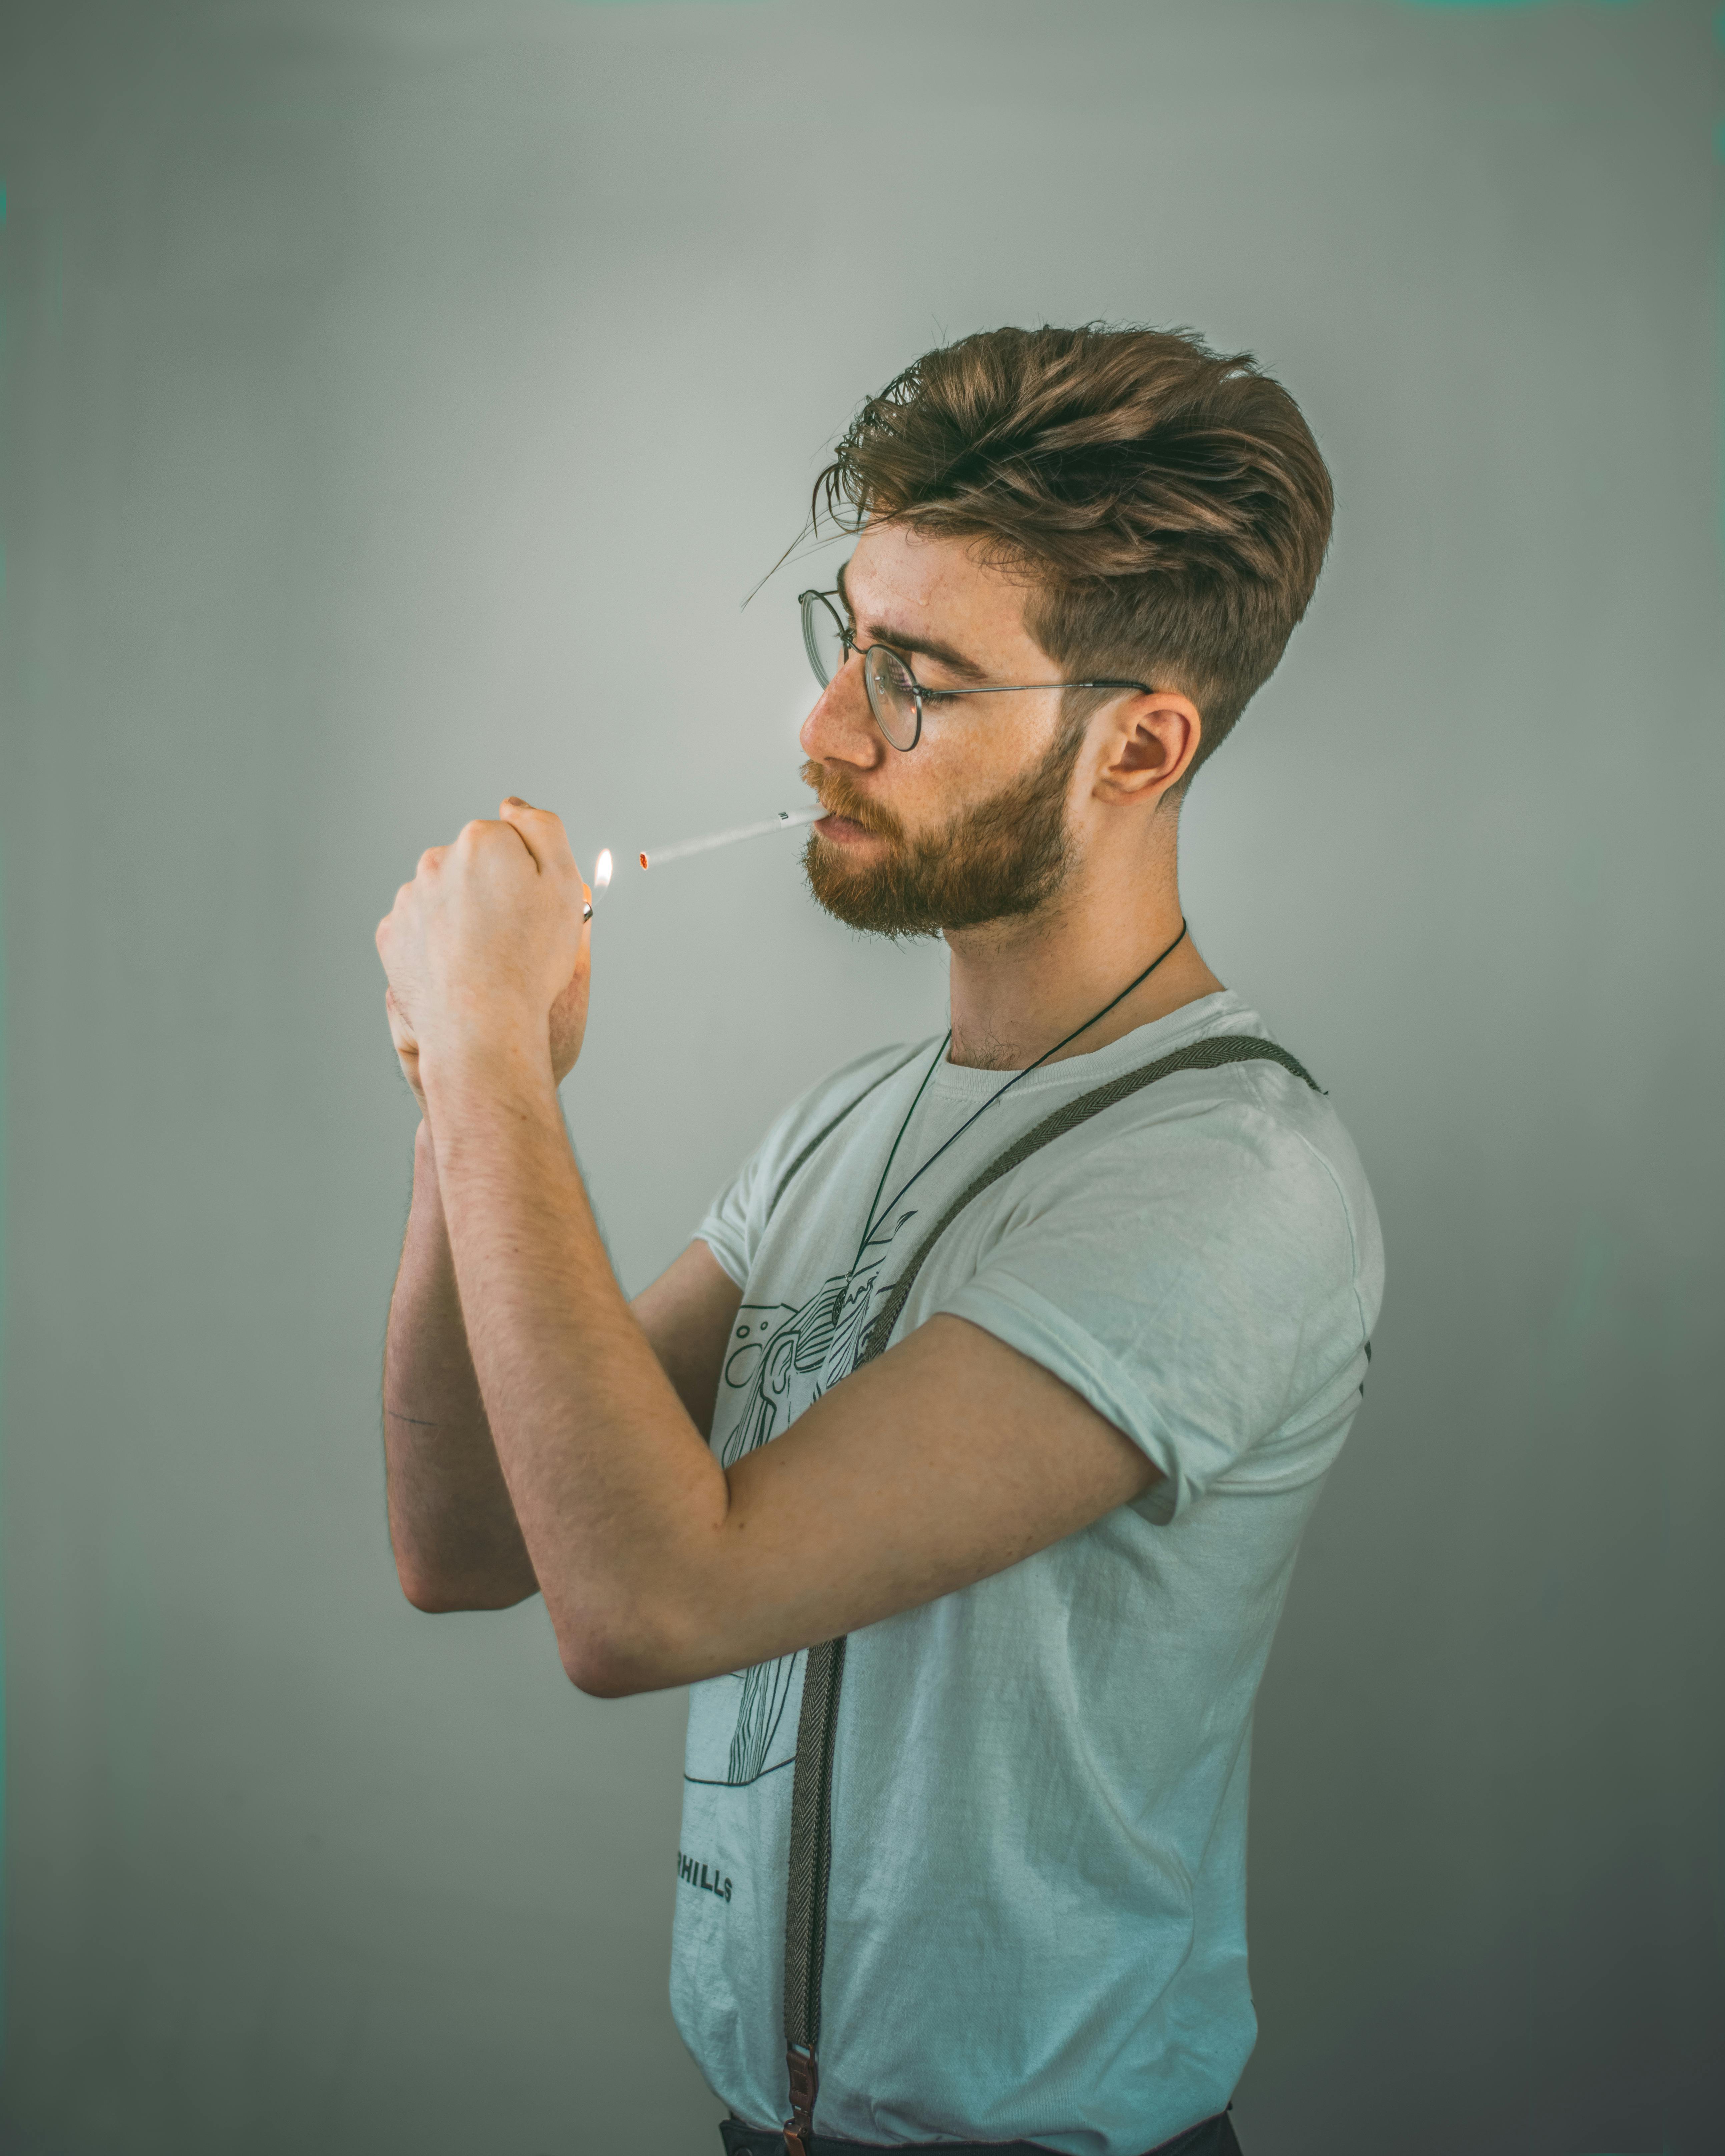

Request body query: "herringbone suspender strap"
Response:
[778, 1034, 1322, 2153]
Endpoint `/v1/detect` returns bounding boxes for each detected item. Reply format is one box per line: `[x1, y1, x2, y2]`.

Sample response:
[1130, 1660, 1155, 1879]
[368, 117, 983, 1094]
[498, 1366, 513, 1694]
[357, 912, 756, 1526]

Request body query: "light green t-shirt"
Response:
[672, 991, 1384, 2154]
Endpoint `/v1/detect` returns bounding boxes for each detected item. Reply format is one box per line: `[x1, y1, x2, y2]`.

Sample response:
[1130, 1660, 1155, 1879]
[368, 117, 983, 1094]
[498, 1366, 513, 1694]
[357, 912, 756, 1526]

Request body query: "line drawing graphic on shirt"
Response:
[691, 1207, 920, 1789]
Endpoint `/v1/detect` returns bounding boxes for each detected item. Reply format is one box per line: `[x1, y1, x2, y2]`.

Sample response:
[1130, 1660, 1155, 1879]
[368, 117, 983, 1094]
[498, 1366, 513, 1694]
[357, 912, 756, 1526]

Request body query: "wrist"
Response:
[421, 1030, 557, 1123]
[414, 991, 545, 1080]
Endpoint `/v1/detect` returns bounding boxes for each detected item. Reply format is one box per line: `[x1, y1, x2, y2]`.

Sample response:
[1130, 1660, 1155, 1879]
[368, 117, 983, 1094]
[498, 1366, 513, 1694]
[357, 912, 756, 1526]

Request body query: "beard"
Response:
[801, 714, 1086, 939]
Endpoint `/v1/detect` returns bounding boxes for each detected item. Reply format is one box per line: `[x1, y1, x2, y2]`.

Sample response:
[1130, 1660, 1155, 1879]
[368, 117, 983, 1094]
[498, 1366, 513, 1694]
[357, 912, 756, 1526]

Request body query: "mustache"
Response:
[799, 760, 906, 842]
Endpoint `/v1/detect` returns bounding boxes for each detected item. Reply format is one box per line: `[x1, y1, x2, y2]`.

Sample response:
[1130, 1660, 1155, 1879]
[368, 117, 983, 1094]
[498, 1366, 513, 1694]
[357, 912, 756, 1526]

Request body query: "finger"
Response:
[386, 988, 419, 1050]
[376, 883, 414, 959]
[452, 816, 542, 878]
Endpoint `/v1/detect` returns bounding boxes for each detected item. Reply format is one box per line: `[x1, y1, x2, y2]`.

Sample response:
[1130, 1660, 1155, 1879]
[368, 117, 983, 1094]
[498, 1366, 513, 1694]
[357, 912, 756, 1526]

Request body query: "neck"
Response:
[943, 821, 1224, 1071]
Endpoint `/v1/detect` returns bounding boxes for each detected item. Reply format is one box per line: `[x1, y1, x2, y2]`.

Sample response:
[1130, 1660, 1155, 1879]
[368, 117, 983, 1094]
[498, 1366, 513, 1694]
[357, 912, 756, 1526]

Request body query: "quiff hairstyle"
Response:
[812, 324, 1333, 784]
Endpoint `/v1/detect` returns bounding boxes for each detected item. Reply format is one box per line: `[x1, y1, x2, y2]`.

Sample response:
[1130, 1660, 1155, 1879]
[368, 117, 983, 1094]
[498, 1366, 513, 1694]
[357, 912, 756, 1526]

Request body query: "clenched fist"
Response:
[377, 797, 593, 1105]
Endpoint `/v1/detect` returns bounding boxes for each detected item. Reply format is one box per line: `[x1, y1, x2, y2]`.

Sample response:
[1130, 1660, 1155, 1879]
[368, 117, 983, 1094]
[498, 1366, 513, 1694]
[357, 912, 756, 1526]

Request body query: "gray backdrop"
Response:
[2, 2, 1720, 2151]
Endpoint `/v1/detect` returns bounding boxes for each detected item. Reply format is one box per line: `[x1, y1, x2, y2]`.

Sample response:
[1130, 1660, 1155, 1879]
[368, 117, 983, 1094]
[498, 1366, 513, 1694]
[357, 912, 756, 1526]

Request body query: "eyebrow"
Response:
[835, 557, 992, 685]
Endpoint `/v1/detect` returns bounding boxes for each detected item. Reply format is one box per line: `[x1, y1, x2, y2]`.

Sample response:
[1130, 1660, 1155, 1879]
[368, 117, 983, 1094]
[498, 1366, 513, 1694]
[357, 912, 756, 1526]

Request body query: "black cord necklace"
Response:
[850, 917, 1190, 1272]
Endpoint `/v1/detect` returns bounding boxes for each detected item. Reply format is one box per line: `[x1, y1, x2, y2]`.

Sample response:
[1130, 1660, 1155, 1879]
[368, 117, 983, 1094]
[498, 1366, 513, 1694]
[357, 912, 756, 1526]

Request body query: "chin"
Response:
[804, 845, 937, 940]
[804, 846, 1059, 941]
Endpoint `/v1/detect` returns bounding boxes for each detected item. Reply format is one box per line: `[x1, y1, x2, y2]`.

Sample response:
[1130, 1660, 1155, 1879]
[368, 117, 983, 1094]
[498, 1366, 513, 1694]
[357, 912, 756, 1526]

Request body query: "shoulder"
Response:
[922, 1003, 1382, 1503]
[696, 1036, 940, 1264]
[1088, 999, 1366, 1171]
[755, 1038, 939, 1181]
[1000, 1000, 1382, 1303]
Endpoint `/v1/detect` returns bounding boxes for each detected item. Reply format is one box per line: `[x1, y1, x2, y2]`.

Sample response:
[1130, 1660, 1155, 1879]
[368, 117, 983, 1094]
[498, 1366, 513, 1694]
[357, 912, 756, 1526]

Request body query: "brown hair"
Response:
[812, 324, 1333, 785]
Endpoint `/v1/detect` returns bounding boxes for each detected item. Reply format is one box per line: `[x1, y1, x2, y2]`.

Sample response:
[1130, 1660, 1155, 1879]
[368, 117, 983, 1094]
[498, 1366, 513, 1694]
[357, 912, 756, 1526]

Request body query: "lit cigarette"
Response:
[637, 804, 823, 872]
[582, 848, 614, 923]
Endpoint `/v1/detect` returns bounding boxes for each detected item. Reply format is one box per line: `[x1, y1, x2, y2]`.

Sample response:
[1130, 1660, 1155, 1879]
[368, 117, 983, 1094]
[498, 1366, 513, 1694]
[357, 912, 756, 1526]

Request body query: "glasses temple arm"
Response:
[949, 678, 1152, 697]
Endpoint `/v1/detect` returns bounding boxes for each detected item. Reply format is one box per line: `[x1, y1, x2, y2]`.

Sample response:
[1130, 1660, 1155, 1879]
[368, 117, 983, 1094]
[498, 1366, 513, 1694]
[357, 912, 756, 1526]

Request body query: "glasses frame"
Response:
[798, 587, 1152, 753]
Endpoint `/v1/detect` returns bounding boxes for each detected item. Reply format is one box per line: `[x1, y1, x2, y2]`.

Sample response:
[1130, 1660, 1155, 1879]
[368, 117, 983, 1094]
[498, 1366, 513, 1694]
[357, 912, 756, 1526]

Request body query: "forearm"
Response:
[424, 1041, 729, 1691]
[383, 1121, 539, 1610]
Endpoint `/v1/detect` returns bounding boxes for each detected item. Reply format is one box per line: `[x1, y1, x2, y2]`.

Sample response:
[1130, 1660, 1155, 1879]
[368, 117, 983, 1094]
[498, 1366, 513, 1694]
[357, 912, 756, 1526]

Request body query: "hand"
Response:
[548, 961, 588, 1088]
[376, 796, 593, 1092]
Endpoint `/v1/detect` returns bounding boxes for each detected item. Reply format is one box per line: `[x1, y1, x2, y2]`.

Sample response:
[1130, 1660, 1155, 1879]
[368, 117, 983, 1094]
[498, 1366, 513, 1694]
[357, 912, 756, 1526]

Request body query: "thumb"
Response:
[499, 795, 574, 877]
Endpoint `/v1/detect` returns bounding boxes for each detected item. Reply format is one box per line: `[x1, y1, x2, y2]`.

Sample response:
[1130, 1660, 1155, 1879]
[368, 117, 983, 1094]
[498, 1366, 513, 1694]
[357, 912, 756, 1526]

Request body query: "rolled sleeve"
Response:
[929, 1107, 1364, 1520]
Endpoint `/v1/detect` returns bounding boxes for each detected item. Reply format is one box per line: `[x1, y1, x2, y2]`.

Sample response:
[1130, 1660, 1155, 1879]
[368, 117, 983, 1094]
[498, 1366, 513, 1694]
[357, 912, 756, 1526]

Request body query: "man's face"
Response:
[797, 522, 1089, 938]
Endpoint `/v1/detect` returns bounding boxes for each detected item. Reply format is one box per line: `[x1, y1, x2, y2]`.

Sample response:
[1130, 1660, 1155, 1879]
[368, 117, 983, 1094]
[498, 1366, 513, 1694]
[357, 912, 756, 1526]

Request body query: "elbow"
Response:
[396, 1561, 535, 1616]
[401, 1577, 472, 1615]
[559, 1636, 655, 1699]
[557, 1612, 683, 1699]
[562, 1649, 639, 1699]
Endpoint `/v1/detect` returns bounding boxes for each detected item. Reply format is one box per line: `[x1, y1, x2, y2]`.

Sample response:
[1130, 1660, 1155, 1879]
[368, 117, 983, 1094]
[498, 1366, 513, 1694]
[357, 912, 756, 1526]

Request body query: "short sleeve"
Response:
[934, 1095, 1373, 1521]
[693, 1153, 760, 1289]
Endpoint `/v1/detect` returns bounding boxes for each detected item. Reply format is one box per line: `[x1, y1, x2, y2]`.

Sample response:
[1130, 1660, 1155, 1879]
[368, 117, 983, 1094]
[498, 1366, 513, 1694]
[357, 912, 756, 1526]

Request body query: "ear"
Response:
[1092, 691, 1203, 805]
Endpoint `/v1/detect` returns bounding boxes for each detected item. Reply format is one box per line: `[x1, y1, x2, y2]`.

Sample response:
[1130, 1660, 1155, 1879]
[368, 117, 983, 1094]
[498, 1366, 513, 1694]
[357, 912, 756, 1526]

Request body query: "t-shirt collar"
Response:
[925, 989, 1251, 1103]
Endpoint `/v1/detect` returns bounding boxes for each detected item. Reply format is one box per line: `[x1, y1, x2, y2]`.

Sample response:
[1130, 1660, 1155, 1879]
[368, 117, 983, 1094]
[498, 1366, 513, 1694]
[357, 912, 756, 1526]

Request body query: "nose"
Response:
[799, 658, 887, 770]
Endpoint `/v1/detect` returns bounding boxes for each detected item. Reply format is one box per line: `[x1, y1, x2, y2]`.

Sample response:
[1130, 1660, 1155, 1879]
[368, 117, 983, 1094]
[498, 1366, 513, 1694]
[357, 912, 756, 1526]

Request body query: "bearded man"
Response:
[376, 325, 1384, 2156]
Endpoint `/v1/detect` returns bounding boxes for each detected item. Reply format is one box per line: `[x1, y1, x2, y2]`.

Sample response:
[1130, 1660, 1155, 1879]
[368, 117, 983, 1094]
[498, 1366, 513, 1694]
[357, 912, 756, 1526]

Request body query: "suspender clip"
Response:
[783, 2040, 819, 2154]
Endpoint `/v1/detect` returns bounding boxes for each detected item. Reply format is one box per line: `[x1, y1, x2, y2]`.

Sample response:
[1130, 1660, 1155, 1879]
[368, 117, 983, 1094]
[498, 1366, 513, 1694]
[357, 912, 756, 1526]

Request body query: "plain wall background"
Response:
[2, 1, 1721, 2150]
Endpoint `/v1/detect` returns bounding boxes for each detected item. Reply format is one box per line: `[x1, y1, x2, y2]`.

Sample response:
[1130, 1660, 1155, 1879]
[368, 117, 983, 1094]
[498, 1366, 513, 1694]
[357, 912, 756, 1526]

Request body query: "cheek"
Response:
[882, 752, 961, 833]
[919, 710, 1051, 805]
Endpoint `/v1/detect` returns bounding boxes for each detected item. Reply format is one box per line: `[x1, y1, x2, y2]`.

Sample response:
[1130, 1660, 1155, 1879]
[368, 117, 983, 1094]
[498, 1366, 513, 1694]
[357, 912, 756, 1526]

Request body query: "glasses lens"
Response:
[800, 591, 848, 689]
[864, 644, 922, 750]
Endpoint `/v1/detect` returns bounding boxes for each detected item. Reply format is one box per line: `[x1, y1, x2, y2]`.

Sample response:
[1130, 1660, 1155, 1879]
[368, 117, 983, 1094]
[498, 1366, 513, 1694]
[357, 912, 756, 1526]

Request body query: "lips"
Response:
[815, 797, 895, 839]
[802, 762, 899, 843]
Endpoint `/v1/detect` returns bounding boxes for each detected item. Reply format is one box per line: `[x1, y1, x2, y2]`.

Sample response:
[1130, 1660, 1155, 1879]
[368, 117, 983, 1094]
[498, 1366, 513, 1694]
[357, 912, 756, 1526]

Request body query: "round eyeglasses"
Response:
[798, 586, 1152, 753]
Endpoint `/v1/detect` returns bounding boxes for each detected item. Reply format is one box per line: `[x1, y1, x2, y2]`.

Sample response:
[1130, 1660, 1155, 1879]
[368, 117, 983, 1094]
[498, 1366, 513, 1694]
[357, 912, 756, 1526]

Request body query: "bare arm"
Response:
[630, 1237, 746, 1437]
[376, 801, 1160, 1694]
[383, 1121, 741, 1611]
[426, 1046, 1156, 1695]
[383, 1123, 535, 1609]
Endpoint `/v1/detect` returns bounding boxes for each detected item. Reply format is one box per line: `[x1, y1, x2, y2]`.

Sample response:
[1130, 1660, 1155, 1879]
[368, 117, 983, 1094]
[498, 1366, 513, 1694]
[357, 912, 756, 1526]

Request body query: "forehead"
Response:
[844, 522, 1038, 649]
